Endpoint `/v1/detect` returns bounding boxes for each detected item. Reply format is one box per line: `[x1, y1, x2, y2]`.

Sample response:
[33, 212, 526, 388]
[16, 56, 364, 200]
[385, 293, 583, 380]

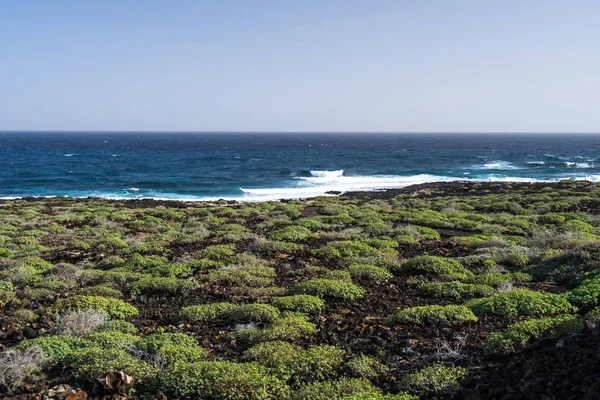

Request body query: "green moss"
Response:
[388, 305, 477, 325]
[482, 314, 583, 354]
[466, 289, 576, 316]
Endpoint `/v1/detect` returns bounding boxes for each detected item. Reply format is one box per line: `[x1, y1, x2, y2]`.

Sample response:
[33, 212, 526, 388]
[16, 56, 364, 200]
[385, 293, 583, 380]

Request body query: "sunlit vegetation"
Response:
[1, 180, 600, 398]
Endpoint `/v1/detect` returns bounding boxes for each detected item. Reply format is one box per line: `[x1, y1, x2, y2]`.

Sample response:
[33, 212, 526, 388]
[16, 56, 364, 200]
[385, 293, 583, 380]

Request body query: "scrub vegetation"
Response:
[1, 180, 600, 398]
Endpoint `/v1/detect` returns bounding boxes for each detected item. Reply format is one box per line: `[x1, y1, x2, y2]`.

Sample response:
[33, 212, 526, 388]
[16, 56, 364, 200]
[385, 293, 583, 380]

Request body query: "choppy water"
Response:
[1, 132, 600, 201]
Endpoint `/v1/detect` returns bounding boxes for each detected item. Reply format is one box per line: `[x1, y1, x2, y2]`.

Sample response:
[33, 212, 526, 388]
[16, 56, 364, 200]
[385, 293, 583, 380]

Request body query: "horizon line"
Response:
[2, 130, 600, 135]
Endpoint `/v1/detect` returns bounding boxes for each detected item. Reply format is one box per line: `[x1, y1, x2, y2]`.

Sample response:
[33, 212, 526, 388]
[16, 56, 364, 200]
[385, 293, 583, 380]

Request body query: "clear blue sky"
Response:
[1, 0, 599, 132]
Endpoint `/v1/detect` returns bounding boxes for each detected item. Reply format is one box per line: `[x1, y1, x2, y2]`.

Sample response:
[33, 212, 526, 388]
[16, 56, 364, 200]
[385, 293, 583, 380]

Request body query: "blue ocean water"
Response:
[1, 132, 600, 201]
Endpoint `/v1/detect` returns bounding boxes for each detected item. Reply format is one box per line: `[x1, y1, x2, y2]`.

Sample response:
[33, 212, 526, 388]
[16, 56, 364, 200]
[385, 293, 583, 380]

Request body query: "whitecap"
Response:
[64, 153, 77, 157]
[576, 163, 593, 168]
[473, 161, 521, 170]
[526, 161, 545, 165]
[309, 170, 344, 178]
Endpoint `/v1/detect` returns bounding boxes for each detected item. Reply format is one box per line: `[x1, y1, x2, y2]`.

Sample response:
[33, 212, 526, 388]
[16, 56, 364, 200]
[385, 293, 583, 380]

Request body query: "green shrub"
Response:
[466, 289, 576, 316]
[313, 240, 398, 262]
[13, 309, 38, 323]
[402, 256, 473, 280]
[229, 304, 281, 323]
[401, 364, 466, 395]
[347, 264, 393, 282]
[566, 276, 600, 311]
[585, 307, 600, 322]
[0, 280, 13, 291]
[77, 285, 123, 298]
[87, 331, 140, 350]
[72, 347, 155, 384]
[98, 320, 139, 335]
[157, 360, 290, 400]
[528, 245, 600, 285]
[341, 394, 417, 400]
[388, 305, 477, 325]
[346, 355, 389, 380]
[272, 295, 325, 314]
[418, 281, 494, 299]
[505, 250, 530, 268]
[292, 377, 381, 400]
[127, 276, 198, 296]
[292, 279, 365, 301]
[232, 312, 317, 344]
[482, 314, 583, 354]
[197, 244, 236, 261]
[14, 335, 88, 363]
[180, 302, 237, 323]
[0, 290, 16, 306]
[51, 295, 138, 319]
[245, 341, 345, 383]
[465, 272, 531, 287]
[270, 226, 312, 241]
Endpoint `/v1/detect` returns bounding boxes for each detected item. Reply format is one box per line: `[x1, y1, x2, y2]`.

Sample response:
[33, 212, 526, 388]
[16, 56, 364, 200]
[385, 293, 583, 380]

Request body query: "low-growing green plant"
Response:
[417, 281, 494, 299]
[127, 276, 198, 296]
[402, 256, 473, 281]
[269, 225, 312, 241]
[13, 309, 38, 323]
[51, 295, 139, 319]
[224, 303, 279, 323]
[14, 335, 89, 363]
[401, 364, 466, 395]
[76, 284, 123, 298]
[180, 302, 237, 323]
[565, 275, 600, 312]
[245, 341, 346, 383]
[292, 279, 366, 301]
[388, 305, 478, 325]
[232, 312, 317, 344]
[157, 360, 291, 400]
[466, 289, 576, 316]
[271, 295, 325, 314]
[346, 355, 389, 380]
[347, 264, 393, 283]
[71, 347, 155, 384]
[292, 377, 381, 400]
[98, 320, 139, 335]
[481, 314, 583, 354]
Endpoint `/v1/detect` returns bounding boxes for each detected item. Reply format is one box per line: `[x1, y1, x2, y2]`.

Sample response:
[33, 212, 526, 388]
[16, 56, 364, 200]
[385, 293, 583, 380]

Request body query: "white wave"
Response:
[64, 153, 77, 157]
[566, 162, 576, 166]
[473, 161, 521, 170]
[526, 161, 545, 165]
[309, 170, 344, 178]
[126, 188, 140, 191]
[576, 163, 593, 168]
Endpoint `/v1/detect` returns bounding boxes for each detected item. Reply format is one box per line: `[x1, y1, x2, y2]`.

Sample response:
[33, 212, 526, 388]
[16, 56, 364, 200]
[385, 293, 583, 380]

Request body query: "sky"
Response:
[1, 0, 599, 133]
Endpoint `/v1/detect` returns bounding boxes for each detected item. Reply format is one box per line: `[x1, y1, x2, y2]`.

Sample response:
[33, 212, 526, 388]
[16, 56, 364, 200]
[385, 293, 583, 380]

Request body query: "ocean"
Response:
[1, 132, 600, 201]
